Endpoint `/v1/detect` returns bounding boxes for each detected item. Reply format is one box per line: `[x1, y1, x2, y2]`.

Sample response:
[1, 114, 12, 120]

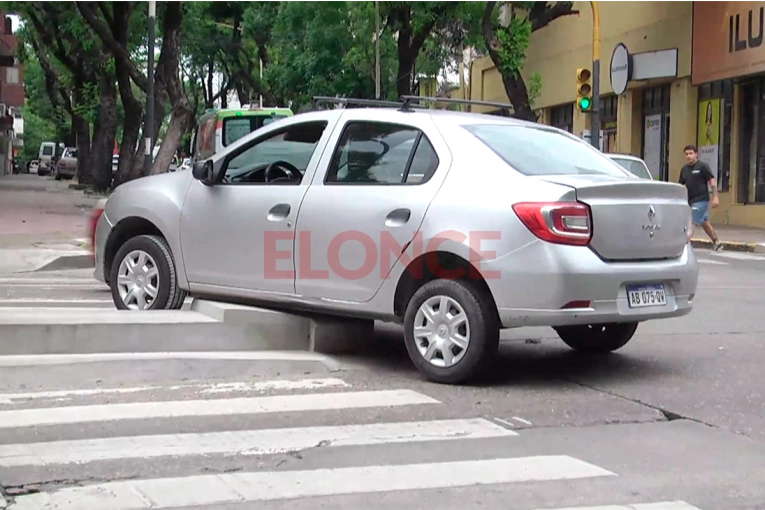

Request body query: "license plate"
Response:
[627, 284, 667, 308]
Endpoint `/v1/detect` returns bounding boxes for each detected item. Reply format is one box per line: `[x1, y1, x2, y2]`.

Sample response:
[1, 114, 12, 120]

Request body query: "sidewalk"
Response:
[692, 224, 765, 253]
[0, 174, 97, 273]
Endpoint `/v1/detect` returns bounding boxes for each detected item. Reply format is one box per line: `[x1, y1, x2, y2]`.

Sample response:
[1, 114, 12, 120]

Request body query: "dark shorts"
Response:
[691, 200, 709, 226]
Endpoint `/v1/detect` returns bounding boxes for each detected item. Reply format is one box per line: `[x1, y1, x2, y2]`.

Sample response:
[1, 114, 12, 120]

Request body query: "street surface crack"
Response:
[3, 474, 141, 497]
[561, 377, 719, 429]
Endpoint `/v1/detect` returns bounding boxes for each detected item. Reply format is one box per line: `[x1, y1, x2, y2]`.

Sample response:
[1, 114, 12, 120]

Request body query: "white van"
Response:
[38, 142, 59, 176]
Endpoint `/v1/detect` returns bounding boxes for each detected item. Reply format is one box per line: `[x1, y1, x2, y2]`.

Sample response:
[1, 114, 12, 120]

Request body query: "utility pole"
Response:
[375, 0, 381, 99]
[589, 1, 601, 150]
[145, 1, 156, 173]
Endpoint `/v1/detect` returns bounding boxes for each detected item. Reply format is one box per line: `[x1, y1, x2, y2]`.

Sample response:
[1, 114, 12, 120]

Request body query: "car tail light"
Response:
[88, 207, 104, 261]
[512, 202, 592, 246]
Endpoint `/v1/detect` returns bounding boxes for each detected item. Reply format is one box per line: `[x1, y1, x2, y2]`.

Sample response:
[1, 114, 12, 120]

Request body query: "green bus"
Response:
[191, 105, 293, 161]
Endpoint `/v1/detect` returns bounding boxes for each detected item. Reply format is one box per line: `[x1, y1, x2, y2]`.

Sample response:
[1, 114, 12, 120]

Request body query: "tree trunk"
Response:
[149, 0, 191, 174]
[72, 115, 91, 183]
[89, 72, 118, 192]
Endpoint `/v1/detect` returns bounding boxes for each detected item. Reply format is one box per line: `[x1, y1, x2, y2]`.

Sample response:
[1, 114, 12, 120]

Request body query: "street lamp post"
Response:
[145, 1, 156, 173]
[589, 1, 601, 150]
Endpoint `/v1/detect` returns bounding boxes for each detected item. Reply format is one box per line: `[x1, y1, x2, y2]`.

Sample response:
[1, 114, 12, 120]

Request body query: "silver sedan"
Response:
[93, 103, 698, 385]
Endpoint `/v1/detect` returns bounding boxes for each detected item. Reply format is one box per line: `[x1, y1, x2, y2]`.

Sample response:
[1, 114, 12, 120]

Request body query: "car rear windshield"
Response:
[463, 124, 629, 177]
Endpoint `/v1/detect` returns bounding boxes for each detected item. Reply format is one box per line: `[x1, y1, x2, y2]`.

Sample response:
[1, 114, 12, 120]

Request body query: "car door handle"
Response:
[385, 208, 411, 227]
[267, 204, 291, 221]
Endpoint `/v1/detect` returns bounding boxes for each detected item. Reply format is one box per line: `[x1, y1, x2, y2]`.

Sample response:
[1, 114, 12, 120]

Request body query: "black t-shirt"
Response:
[679, 160, 714, 204]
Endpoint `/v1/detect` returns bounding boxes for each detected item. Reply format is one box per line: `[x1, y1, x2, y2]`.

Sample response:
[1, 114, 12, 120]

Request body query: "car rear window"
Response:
[463, 124, 629, 177]
[609, 157, 652, 179]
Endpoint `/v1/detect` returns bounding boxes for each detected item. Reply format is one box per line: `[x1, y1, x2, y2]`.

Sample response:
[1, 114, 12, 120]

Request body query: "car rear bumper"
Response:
[483, 241, 698, 329]
[57, 166, 76, 177]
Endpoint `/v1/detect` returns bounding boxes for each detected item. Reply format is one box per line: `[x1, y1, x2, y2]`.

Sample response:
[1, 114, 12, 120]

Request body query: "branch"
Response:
[25, 7, 77, 71]
[74, 1, 148, 90]
[529, 1, 579, 32]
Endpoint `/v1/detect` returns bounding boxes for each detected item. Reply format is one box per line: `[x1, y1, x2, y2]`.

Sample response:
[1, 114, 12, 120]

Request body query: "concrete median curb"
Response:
[691, 238, 765, 253]
[0, 300, 374, 358]
[31, 253, 94, 272]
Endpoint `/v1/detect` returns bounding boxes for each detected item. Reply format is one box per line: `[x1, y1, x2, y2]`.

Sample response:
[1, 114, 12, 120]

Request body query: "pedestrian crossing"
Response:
[0, 269, 190, 309]
[0, 375, 704, 510]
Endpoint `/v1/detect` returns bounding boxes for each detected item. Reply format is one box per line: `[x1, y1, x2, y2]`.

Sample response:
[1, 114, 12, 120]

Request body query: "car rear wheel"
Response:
[110, 235, 187, 311]
[554, 322, 638, 353]
[404, 279, 499, 385]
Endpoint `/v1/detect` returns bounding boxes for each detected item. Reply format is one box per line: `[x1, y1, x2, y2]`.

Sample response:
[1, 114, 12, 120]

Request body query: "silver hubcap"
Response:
[413, 295, 470, 368]
[117, 250, 159, 310]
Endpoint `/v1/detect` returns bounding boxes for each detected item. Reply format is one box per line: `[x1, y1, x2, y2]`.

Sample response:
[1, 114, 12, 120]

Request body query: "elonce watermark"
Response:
[264, 230, 502, 281]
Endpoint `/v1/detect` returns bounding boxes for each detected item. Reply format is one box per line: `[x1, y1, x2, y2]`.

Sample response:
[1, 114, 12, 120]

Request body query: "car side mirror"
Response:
[192, 160, 215, 185]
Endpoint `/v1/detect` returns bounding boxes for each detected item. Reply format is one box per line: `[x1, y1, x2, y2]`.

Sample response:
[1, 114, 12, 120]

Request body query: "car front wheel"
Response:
[404, 279, 499, 385]
[554, 322, 639, 353]
[109, 234, 187, 310]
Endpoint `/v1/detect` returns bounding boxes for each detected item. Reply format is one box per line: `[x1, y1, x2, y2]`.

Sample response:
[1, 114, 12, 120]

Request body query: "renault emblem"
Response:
[647, 205, 656, 221]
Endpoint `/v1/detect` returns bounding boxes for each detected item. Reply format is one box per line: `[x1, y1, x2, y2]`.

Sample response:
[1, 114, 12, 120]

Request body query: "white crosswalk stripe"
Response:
[0, 376, 705, 510]
[0, 269, 191, 309]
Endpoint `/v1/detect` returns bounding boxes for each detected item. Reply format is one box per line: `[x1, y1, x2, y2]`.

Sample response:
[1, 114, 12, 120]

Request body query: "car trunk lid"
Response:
[535, 175, 691, 261]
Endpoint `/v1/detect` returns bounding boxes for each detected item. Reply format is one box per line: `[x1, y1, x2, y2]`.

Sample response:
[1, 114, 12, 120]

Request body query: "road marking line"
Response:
[0, 389, 439, 428]
[0, 418, 516, 467]
[527, 502, 703, 510]
[8, 456, 615, 509]
[0, 351, 344, 368]
[696, 258, 729, 266]
[0, 378, 351, 404]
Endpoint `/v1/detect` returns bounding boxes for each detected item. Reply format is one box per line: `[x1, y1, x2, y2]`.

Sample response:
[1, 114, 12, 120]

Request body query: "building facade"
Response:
[0, 10, 23, 175]
[454, 1, 765, 228]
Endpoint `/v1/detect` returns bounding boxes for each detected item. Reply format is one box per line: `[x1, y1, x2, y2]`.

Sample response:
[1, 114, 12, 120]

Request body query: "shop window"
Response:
[698, 79, 732, 192]
[550, 103, 573, 133]
[601, 95, 618, 153]
[641, 86, 671, 181]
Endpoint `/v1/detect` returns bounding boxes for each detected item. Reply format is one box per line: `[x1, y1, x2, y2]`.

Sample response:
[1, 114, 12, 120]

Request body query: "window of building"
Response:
[5, 67, 19, 84]
[641, 86, 671, 181]
[550, 103, 573, 133]
[698, 80, 732, 192]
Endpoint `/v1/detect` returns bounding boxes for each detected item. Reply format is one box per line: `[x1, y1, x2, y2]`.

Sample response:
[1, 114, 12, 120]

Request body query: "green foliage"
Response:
[528, 72, 542, 107]
[19, 111, 56, 164]
[494, 14, 532, 78]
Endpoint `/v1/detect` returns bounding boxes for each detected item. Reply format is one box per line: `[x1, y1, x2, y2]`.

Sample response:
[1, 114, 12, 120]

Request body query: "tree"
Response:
[381, 2, 465, 97]
[10, 1, 115, 190]
[481, 1, 578, 121]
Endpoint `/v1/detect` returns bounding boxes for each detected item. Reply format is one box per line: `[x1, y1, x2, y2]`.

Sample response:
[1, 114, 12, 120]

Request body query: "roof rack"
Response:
[400, 95, 515, 113]
[310, 96, 426, 112]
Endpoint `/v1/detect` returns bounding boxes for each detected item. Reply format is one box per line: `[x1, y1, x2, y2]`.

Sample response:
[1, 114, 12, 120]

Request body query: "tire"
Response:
[403, 279, 499, 385]
[554, 322, 639, 353]
[109, 234, 187, 311]
[54, 172, 61, 181]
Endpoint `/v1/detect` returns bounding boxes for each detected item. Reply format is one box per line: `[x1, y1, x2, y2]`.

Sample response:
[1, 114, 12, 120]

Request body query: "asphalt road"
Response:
[0, 247, 764, 509]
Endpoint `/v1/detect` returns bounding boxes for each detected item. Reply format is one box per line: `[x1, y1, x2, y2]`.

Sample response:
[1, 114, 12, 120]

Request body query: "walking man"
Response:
[679, 144, 722, 251]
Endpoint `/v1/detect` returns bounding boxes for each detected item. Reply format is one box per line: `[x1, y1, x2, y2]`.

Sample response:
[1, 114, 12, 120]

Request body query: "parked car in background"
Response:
[28, 160, 39, 174]
[93, 101, 698, 385]
[38, 142, 57, 176]
[607, 153, 654, 180]
[55, 147, 78, 180]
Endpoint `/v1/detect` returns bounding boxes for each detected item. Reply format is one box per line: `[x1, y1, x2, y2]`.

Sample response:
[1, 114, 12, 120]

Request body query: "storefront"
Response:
[693, 1, 765, 226]
[601, 95, 618, 153]
[641, 86, 671, 181]
[550, 103, 573, 133]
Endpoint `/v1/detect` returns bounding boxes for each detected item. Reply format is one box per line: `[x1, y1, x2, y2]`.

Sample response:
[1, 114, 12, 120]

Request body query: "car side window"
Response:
[220, 121, 327, 185]
[325, 121, 439, 185]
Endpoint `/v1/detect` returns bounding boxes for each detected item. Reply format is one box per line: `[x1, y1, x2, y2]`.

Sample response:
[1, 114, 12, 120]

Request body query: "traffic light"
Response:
[576, 68, 593, 112]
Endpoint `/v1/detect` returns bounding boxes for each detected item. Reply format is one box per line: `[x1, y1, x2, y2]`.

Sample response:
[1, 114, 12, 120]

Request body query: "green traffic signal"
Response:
[579, 97, 591, 110]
